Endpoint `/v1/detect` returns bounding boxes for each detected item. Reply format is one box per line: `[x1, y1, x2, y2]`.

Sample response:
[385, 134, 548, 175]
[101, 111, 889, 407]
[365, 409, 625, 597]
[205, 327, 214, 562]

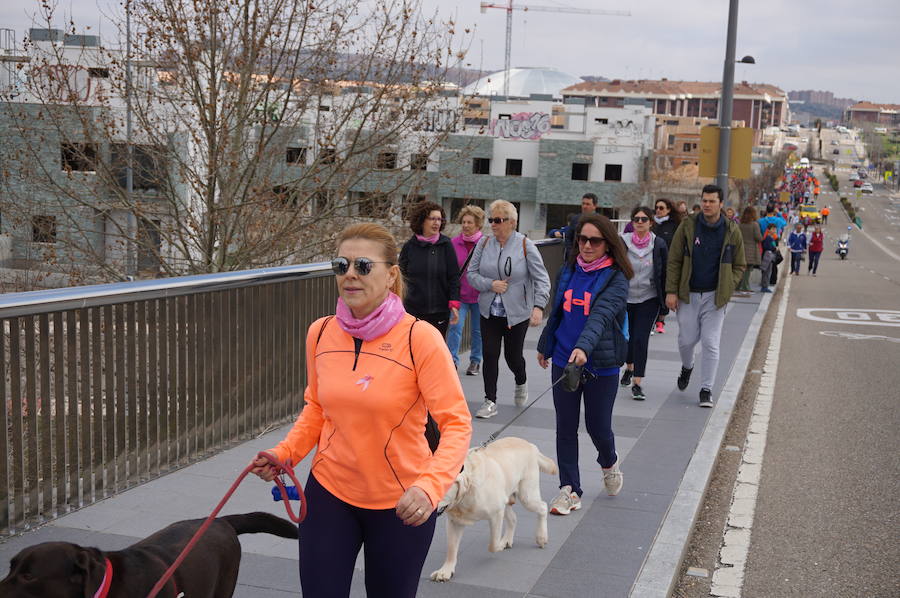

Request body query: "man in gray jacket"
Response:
[467, 200, 551, 418]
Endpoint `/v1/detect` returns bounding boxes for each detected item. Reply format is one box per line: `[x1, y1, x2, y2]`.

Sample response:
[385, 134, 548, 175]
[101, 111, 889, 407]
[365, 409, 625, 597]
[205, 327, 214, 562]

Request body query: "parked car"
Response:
[849, 172, 859, 181]
[853, 179, 863, 188]
[832, 149, 840, 154]
[860, 183, 874, 194]
[830, 139, 839, 145]
[858, 170, 867, 179]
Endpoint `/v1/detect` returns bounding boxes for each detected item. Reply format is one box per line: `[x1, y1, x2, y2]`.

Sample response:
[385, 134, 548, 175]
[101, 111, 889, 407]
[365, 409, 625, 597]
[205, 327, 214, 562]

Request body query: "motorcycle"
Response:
[836, 235, 849, 260]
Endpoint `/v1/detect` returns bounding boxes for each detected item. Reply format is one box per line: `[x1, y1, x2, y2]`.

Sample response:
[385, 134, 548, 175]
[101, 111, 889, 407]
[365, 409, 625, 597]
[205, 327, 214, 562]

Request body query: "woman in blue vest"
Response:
[537, 213, 634, 515]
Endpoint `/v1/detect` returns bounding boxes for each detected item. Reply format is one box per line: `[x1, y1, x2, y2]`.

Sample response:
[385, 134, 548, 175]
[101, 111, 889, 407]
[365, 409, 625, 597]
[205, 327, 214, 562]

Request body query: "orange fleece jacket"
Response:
[271, 314, 472, 509]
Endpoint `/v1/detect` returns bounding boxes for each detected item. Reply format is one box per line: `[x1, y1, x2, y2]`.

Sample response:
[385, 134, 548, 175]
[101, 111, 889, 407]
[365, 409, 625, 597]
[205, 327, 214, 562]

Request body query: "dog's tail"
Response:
[220, 512, 299, 539]
[537, 452, 558, 475]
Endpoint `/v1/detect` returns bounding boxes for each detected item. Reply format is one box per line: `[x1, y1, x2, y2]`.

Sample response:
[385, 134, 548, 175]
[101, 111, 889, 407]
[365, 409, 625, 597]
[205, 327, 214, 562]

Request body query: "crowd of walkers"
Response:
[248, 182, 840, 596]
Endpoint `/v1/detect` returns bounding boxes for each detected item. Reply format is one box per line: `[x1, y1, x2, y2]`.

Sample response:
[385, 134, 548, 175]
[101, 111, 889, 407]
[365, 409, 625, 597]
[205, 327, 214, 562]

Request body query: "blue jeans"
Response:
[446, 302, 482, 366]
[551, 365, 618, 497]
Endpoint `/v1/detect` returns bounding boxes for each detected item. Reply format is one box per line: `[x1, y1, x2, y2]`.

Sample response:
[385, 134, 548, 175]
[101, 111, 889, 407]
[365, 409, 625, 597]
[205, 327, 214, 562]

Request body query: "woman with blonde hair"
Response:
[251, 223, 471, 597]
[467, 200, 551, 419]
[447, 204, 486, 374]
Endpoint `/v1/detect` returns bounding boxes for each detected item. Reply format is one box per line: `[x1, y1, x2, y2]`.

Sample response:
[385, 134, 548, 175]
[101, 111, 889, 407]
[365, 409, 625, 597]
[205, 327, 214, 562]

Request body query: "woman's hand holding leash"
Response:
[568, 348, 587, 366]
[396, 486, 433, 527]
[250, 451, 279, 482]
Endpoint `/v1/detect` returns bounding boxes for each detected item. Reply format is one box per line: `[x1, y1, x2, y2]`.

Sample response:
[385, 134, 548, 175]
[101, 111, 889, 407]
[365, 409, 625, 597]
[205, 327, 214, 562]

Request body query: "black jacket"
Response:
[652, 217, 679, 251]
[399, 234, 460, 316]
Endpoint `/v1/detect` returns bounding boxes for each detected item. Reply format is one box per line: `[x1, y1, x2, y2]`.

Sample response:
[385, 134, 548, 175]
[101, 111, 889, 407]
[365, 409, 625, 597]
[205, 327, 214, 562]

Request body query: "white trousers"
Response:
[676, 292, 727, 391]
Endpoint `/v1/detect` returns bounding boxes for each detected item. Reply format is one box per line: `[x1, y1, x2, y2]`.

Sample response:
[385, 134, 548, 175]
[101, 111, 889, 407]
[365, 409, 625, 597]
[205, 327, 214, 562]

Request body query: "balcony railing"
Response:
[0, 239, 563, 535]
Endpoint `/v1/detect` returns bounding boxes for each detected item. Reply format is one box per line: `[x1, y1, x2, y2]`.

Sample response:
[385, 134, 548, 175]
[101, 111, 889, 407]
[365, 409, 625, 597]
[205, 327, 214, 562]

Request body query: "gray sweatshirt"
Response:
[622, 232, 657, 304]
[467, 231, 551, 326]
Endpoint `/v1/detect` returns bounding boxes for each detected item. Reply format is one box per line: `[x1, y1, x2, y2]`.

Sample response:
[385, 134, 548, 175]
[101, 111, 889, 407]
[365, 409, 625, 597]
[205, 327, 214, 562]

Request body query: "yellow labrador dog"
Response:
[430, 437, 558, 582]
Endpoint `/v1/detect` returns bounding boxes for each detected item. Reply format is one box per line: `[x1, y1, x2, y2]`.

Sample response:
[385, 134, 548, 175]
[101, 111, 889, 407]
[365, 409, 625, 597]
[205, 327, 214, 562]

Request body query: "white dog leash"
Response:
[480, 373, 567, 449]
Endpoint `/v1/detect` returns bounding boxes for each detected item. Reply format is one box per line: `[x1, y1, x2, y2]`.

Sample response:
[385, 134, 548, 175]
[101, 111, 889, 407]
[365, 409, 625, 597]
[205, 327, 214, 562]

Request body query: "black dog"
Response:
[0, 511, 298, 597]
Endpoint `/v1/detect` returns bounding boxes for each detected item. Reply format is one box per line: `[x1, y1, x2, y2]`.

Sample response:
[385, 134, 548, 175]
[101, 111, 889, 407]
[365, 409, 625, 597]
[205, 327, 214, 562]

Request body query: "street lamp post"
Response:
[715, 0, 753, 205]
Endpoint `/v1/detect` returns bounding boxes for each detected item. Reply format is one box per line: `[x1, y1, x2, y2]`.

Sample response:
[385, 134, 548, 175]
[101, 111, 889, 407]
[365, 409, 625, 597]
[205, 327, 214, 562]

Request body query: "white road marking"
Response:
[711, 276, 791, 597]
[819, 330, 900, 343]
[796, 308, 900, 327]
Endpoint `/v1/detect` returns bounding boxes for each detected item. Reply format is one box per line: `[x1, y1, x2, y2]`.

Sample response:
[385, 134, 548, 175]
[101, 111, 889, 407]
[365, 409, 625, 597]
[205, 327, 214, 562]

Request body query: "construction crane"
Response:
[479, 1, 630, 97]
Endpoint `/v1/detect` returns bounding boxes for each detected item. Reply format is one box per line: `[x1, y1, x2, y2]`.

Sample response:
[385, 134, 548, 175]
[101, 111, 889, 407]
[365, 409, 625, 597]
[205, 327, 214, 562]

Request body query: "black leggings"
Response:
[626, 299, 660, 378]
[298, 473, 436, 598]
[481, 315, 529, 402]
[411, 311, 450, 338]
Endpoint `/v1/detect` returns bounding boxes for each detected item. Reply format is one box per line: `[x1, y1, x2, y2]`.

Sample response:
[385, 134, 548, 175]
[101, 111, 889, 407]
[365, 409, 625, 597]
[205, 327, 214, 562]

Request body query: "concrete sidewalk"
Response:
[0, 279, 774, 597]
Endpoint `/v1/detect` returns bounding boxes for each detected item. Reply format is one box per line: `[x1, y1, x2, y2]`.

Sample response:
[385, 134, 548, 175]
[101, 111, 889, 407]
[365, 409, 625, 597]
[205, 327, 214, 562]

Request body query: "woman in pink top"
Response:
[447, 205, 485, 375]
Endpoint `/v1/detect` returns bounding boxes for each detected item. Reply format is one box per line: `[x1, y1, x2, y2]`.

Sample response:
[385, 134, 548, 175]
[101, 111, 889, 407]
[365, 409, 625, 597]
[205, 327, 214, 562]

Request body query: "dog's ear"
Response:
[73, 547, 106, 598]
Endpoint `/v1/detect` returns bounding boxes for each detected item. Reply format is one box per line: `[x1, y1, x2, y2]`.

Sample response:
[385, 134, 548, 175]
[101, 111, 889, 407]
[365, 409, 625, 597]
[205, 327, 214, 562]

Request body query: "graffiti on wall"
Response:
[490, 112, 551, 139]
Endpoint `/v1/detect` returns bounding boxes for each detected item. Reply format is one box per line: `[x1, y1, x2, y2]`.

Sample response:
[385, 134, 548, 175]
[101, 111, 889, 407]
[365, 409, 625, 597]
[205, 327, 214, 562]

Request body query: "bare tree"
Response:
[1, 0, 470, 283]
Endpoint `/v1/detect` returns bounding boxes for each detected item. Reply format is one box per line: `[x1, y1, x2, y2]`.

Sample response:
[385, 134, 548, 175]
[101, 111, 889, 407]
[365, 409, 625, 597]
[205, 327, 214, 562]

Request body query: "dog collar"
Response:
[93, 558, 113, 598]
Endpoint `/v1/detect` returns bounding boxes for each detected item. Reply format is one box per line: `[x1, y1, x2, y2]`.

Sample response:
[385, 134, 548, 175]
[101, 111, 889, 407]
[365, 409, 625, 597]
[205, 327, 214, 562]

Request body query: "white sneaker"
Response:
[603, 460, 623, 496]
[475, 400, 498, 419]
[549, 485, 581, 515]
[514, 383, 528, 407]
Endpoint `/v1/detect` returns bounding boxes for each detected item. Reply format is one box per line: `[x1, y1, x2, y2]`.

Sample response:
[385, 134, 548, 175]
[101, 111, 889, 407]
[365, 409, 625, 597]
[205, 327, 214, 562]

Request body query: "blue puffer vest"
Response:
[537, 265, 630, 370]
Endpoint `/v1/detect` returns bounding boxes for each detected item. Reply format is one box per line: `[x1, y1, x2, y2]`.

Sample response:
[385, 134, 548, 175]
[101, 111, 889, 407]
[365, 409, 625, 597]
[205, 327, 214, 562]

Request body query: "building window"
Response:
[32, 215, 57, 243]
[505, 159, 523, 176]
[604, 164, 623, 182]
[472, 157, 491, 175]
[668, 134, 676, 147]
[571, 163, 589, 181]
[315, 190, 331, 211]
[410, 153, 429, 171]
[666, 120, 679, 126]
[286, 146, 307, 164]
[319, 147, 336, 164]
[594, 118, 608, 124]
[61, 143, 98, 172]
[88, 67, 110, 78]
[318, 104, 330, 111]
[111, 144, 165, 191]
[499, 114, 512, 120]
[357, 192, 392, 218]
[692, 143, 697, 149]
[272, 185, 301, 207]
[375, 151, 398, 170]
[683, 142, 692, 152]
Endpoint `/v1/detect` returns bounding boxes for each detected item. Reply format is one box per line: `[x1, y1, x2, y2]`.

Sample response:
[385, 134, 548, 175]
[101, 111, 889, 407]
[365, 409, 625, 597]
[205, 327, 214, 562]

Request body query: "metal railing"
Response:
[0, 239, 563, 535]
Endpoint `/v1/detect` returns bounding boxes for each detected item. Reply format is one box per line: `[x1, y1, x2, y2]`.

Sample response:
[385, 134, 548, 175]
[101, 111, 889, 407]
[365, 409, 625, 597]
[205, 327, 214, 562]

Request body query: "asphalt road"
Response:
[741, 170, 900, 597]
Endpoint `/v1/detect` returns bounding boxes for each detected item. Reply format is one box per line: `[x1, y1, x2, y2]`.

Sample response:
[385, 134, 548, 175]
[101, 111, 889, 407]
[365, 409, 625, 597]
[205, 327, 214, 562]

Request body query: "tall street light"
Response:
[716, 0, 754, 204]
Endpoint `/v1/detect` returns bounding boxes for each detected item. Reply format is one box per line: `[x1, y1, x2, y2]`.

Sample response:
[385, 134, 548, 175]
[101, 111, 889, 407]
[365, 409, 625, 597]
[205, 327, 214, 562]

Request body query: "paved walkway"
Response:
[0, 275, 774, 597]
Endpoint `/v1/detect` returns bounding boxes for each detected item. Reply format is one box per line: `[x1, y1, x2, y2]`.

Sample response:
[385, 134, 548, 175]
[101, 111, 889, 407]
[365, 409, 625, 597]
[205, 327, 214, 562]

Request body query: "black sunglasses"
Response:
[577, 235, 606, 247]
[487, 217, 509, 224]
[655, 205, 667, 211]
[632, 216, 650, 223]
[331, 256, 392, 276]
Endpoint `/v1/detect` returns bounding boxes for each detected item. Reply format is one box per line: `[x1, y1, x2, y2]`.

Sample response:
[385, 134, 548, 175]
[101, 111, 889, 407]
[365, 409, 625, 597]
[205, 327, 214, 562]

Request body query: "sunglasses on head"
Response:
[331, 256, 392, 276]
[577, 235, 606, 247]
[487, 217, 509, 224]
[632, 216, 650, 223]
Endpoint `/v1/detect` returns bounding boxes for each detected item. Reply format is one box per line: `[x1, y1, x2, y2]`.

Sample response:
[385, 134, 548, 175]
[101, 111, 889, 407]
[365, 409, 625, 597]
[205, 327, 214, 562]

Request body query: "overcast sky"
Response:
[2, 0, 898, 103]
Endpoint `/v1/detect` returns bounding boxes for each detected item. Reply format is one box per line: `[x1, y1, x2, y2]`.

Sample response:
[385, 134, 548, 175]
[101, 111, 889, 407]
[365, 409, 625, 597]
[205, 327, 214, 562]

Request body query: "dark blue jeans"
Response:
[808, 250, 822, 274]
[298, 473, 436, 598]
[790, 251, 803, 274]
[551, 365, 618, 497]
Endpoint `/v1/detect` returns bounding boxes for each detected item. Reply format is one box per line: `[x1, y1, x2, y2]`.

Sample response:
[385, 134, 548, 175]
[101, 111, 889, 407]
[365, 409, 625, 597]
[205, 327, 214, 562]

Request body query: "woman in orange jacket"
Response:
[251, 223, 472, 598]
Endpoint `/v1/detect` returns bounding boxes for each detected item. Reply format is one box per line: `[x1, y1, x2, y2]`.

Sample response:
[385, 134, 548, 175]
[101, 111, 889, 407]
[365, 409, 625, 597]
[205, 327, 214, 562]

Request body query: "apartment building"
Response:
[845, 102, 900, 126]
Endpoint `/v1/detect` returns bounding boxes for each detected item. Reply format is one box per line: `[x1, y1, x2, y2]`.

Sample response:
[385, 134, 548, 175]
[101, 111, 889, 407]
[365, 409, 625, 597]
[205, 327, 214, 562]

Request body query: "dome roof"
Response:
[463, 67, 582, 99]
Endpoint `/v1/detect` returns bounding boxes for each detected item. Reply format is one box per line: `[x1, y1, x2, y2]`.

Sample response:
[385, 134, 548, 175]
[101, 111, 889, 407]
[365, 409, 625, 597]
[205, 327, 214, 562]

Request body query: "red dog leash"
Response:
[145, 452, 306, 598]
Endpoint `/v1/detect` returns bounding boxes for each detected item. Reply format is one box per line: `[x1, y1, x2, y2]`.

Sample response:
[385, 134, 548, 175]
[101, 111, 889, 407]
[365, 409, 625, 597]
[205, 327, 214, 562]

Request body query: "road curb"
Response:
[629, 287, 775, 597]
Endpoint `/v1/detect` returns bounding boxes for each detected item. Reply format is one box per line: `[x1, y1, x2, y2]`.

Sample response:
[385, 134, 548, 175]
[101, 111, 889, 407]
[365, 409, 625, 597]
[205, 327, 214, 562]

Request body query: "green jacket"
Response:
[665, 212, 746, 308]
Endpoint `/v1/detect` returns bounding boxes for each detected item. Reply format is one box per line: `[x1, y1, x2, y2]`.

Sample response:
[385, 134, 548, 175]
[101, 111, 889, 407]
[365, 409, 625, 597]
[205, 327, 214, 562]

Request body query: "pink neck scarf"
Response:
[631, 231, 652, 249]
[335, 292, 406, 341]
[577, 253, 613, 272]
[462, 230, 483, 244]
[416, 233, 439, 244]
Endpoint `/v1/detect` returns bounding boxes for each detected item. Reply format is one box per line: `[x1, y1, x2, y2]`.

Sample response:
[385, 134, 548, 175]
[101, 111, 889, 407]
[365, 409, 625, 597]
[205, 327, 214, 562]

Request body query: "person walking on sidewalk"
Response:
[759, 224, 779, 293]
[399, 201, 460, 336]
[788, 223, 807, 276]
[737, 206, 762, 294]
[821, 206, 830, 225]
[250, 223, 471, 598]
[536, 213, 633, 514]
[651, 198, 681, 334]
[447, 205, 485, 375]
[467, 200, 551, 419]
[619, 206, 667, 401]
[808, 224, 824, 276]
[665, 184, 746, 408]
